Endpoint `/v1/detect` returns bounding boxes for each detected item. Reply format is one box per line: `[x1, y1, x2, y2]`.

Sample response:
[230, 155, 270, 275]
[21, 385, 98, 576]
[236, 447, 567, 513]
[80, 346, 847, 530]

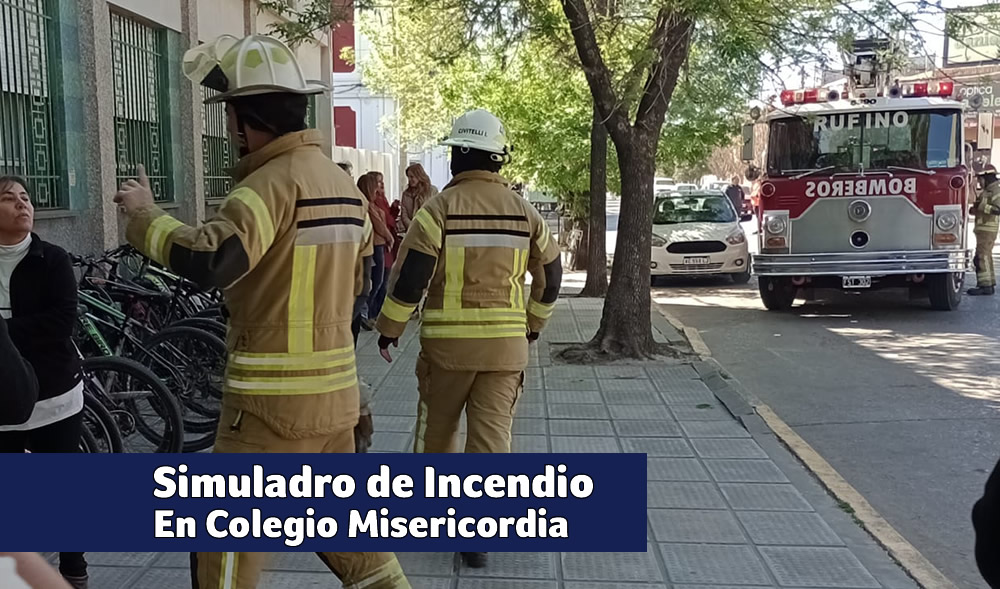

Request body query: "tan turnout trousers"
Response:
[191, 406, 410, 589]
[413, 355, 524, 453]
[975, 229, 998, 287]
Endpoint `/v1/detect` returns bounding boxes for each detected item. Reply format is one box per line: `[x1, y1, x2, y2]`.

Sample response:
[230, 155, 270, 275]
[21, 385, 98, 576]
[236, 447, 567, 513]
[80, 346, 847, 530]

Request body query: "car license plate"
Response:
[684, 257, 710, 265]
[842, 276, 872, 288]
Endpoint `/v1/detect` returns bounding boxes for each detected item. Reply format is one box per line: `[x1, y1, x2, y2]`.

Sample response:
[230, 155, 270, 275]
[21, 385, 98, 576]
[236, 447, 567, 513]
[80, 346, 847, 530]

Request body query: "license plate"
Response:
[684, 257, 710, 265]
[842, 276, 872, 288]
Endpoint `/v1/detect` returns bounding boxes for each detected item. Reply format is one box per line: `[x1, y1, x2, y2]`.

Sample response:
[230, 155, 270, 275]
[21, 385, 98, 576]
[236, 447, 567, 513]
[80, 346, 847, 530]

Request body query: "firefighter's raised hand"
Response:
[378, 335, 398, 363]
[113, 164, 154, 215]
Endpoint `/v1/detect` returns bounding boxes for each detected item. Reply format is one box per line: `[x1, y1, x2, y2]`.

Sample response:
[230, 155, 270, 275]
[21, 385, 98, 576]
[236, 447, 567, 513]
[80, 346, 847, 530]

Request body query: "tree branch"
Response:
[560, 0, 632, 145]
[635, 10, 694, 136]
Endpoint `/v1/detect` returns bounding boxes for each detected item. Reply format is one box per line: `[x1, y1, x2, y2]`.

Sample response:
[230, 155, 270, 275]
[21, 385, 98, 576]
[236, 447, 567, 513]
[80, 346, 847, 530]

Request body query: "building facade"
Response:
[3, 0, 337, 256]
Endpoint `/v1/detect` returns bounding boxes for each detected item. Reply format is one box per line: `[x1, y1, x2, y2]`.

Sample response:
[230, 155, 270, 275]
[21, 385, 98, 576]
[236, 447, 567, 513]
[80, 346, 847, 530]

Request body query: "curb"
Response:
[656, 304, 958, 589]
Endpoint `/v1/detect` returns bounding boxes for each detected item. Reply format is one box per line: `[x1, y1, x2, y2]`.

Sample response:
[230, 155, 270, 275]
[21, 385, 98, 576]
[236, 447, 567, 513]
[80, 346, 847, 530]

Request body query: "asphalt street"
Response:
[654, 220, 1000, 589]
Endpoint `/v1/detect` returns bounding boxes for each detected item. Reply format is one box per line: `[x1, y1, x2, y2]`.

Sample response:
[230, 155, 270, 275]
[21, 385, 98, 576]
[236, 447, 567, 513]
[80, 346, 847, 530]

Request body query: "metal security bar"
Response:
[202, 87, 236, 201]
[110, 12, 171, 202]
[307, 94, 317, 129]
[0, 0, 63, 209]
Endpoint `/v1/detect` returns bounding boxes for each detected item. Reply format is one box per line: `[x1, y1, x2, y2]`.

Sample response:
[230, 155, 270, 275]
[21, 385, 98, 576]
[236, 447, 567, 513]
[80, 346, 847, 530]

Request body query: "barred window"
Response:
[0, 0, 63, 209]
[202, 87, 237, 201]
[110, 12, 172, 202]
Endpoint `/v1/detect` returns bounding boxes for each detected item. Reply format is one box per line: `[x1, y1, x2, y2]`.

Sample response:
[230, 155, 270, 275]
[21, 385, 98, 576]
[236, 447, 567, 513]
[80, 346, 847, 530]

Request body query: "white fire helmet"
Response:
[182, 34, 328, 104]
[441, 109, 510, 157]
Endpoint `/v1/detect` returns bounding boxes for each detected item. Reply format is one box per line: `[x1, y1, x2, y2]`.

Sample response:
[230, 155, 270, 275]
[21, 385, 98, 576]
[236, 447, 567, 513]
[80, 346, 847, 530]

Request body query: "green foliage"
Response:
[255, 0, 360, 47]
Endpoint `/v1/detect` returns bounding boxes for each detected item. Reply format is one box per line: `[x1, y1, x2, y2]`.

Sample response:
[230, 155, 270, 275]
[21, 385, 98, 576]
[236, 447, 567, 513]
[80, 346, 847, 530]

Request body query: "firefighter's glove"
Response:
[354, 413, 374, 453]
[527, 331, 540, 343]
[378, 335, 399, 363]
[987, 204, 1000, 215]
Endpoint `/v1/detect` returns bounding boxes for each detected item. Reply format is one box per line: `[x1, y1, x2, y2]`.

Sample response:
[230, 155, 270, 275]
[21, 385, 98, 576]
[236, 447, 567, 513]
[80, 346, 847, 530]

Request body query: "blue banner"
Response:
[0, 453, 646, 552]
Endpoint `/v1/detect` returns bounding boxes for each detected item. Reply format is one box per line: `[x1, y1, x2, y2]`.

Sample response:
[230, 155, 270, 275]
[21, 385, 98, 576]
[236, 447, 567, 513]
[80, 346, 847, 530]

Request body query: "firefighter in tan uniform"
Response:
[374, 109, 563, 569]
[112, 34, 409, 589]
[970, 165, 1000, 296]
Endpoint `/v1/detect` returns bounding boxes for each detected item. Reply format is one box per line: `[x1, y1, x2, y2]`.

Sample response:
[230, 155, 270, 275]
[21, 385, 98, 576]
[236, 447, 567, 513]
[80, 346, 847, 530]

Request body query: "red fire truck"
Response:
[747, 74, 971, 311]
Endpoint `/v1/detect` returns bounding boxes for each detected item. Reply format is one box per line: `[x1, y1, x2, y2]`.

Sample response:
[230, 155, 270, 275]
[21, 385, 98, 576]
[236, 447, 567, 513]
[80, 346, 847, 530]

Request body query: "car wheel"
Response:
[731, 269, 752, 284]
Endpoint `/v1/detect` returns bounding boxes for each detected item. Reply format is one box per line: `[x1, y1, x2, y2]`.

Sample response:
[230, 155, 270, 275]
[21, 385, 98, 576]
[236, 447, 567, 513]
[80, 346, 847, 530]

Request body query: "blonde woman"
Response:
[399, 163, 438, 232]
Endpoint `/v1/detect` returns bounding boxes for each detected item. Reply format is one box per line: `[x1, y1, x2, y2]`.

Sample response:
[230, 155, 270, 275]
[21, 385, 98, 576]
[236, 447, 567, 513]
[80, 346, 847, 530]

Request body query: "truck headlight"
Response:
[765, 216, 787, 235]
[935, 212, 958, 232]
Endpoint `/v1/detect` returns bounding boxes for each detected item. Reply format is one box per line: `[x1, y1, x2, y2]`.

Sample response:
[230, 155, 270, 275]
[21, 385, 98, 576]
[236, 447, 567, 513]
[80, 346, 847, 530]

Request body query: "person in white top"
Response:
[0, 553, 72, 589]
[0, 177, 87, 589]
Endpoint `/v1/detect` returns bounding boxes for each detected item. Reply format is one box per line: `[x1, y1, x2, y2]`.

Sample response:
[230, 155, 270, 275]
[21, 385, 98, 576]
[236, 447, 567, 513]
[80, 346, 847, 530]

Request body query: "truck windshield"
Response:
[767, 109, 961, 175]
[653, 195, 736, 224]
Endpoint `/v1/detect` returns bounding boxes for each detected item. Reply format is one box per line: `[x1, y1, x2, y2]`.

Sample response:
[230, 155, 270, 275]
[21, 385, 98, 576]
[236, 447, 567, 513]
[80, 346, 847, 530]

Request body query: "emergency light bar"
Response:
[780, 80, 954, 106]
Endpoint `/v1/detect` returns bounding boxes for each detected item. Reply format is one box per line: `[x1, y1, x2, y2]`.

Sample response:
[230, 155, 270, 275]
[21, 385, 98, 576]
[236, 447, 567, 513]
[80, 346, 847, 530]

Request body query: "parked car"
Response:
[650, 192, 751, 284]
[674, 183, 699, 193]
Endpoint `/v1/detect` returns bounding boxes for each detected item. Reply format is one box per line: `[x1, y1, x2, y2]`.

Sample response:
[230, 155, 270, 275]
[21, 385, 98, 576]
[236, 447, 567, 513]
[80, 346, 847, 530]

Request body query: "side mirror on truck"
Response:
[741, 123, 755, 162]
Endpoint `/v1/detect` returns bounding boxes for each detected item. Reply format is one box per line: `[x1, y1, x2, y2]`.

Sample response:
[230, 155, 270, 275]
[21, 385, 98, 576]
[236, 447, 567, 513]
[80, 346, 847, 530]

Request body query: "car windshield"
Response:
[767, 108, 961, 175]
[653, 195, 736, 224]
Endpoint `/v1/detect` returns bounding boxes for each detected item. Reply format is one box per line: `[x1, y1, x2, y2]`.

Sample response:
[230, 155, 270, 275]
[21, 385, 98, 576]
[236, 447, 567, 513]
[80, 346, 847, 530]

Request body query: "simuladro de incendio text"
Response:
[152, 464, 594, 547]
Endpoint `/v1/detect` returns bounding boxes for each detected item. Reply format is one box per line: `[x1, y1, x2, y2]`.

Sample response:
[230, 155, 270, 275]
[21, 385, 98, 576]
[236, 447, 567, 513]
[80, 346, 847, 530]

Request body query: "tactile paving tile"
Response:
[758, 546, 880, 588]
[691, 438, 769, 459]
[647, 363, 700, 380]
[130, 568, 191, 588]
[658, 388, 719, 407]
[370, 432, 412, 453]
[546, 389, 604, 404]
[647, 481, 728, 509]
[379, 375, 420, 389]
[550, 435, 621, 453]
[608, 404, 672, 420]
[680, 421, 752, 439]
[719, 483, 814, 512]
[548, 419, 615, 437]
[704, 460, 790, 483]
[649, 509, 747, 543]
[602, 390, 664, 405]
[373, 415, 416, 433]
[561, 545, 664, 582]
[409, 578, 457, 589]
[595, 365, 649, 378]
[457, 579, 557, 589]
[659, 543, 772, 585]
[647, 457, 711, 481]
[599, 378, 655, 393]
[268, 551, 330, 572]
[511, 434, 549, 453]
[511, 418, 547, 435]
[395, 552, 458, 576]
[737, 511, 844, 546]
[514, 402, 546, 418]
[548, 377, 602, 391]
[565, 584, 667, 589]
[547, 403, 610, 419]
[83, 552, 156, 567]
[614, 419, 682, 437]
[378, 401, 418, 417]
[461, 551, 556, 579]
[670, 406, 734, 421]
[151, 552, 189, 567]
[86, 567, 142, 588]
[621, 437, 694, 457]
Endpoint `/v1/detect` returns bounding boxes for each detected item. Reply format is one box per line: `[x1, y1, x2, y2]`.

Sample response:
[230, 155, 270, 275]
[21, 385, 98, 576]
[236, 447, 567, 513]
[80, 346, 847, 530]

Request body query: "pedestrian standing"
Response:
[358, 173, 394, 331]
[374, 108, 563, 570]
[0, 176, 87, 589]
[724, 175, 745, 217]
[113, 33, 409, 589]
[399, 163, 438, 233]
[969, 165, 1000, 296]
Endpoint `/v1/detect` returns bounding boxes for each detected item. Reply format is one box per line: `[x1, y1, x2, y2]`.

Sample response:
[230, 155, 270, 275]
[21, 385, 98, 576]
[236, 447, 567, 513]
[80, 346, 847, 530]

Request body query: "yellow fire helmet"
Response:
[183, 34, 328, 104]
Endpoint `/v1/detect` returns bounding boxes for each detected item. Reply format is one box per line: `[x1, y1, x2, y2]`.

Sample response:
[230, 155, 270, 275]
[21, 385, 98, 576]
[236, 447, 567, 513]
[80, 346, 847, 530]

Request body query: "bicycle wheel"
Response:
[81, 356, 184, 453]
[168, 317, 227, 341]
[141, 326, 225, 452]
[78, 425, 99, 453]
[83, 391, 123, 453]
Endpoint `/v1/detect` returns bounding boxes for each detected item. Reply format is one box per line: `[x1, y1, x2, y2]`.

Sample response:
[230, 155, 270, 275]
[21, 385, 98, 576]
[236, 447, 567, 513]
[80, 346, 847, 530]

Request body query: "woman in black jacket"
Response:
[0, 316, 37, 425]
[0, 177, 87, 589]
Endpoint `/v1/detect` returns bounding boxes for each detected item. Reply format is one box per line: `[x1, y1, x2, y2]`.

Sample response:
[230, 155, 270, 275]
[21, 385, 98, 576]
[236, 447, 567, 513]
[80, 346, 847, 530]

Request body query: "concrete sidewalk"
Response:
[64, 297, 919, 588]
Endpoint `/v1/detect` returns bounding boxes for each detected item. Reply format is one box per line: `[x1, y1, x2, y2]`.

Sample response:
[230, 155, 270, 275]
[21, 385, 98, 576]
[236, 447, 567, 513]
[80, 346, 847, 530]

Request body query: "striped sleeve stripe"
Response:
[381, 297, 417, 323]
[527, 299, 556, 320]
[143, 215, 185, 266]
[229, 187, 276, 253]
[413, 208, 442, 249]
[536, 221, 552, 252]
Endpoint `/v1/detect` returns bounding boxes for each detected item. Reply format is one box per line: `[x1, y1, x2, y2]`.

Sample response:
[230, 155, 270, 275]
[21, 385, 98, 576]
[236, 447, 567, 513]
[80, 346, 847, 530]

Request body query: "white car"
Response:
[650, 192, 751, 284]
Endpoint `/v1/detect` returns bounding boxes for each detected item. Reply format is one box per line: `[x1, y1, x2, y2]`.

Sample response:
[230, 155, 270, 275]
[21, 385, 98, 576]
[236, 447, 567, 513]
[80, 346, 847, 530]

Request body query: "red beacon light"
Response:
[899, 80, 955, 98]
[780, 87, 840, 106]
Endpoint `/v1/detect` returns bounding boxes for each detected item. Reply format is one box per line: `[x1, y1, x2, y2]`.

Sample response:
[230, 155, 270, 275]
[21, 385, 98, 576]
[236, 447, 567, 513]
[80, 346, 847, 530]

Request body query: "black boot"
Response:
[968, 285, 996, 296]
[461, 552, 488, 568]
[62, 574, 88, 589]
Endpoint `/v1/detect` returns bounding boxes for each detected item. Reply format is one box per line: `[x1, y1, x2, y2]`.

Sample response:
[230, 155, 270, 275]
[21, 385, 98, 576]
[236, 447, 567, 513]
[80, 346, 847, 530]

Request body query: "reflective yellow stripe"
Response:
[219, 552, 238, 589]
[422, 308, 527, 323]
[413, 208, 442, 249]
[288, 245, 317, 354]
[229, 187, 275, 254]
[229, 355, 355, 372]
[226, 367, 358, 395]
[414, 400, 428, 454]
[143, 215, 185, 266]
[509, 248, 522, 308]
[381, 297, 416, 323]
[421, 324, 527, 339]
[536, 222, 552, 253]
[527, 299, 556, 320]
[443, 246, 464, 310]
[516, 247, 529, 309]
[229, 346, 353, 360]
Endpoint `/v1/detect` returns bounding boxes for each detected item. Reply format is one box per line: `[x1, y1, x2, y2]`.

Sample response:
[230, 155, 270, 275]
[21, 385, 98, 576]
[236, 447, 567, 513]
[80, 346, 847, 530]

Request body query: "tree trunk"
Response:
[573, 218, 590, 271]
[590, 136, 656, 357]
[579, 106, 608, 297]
